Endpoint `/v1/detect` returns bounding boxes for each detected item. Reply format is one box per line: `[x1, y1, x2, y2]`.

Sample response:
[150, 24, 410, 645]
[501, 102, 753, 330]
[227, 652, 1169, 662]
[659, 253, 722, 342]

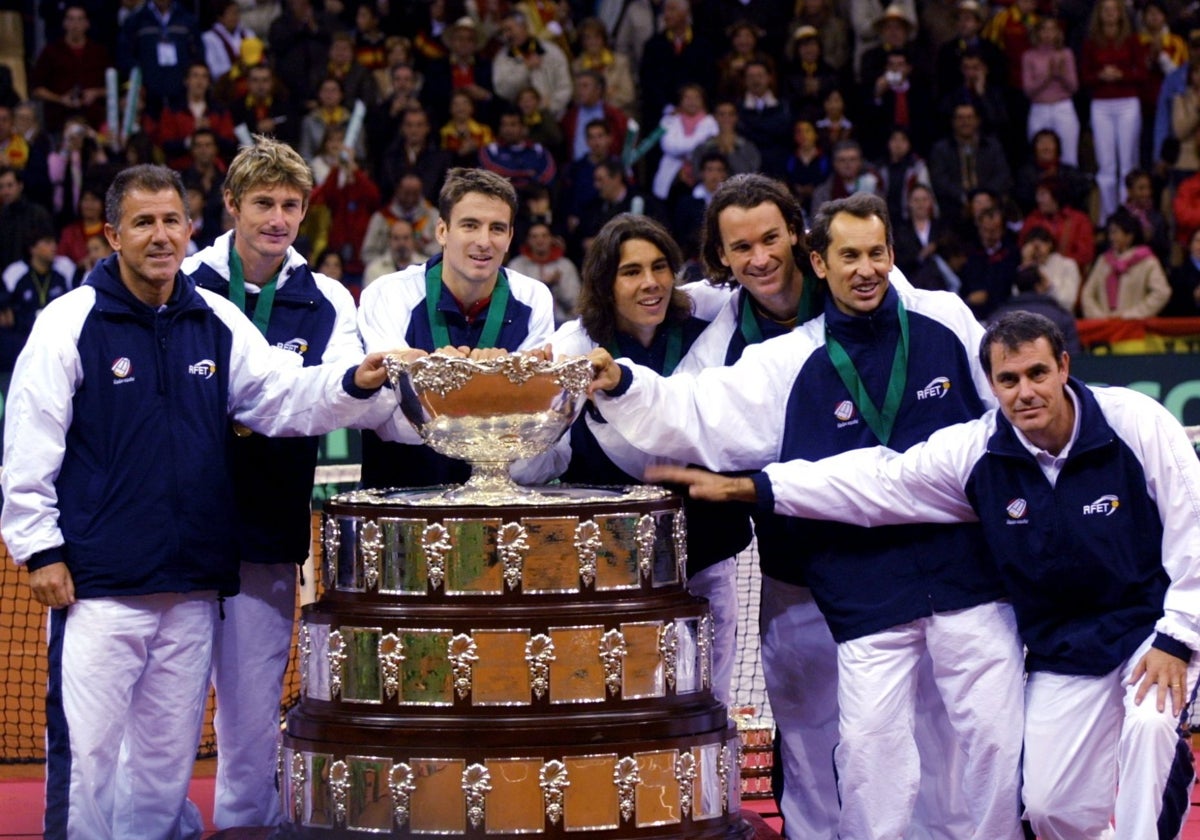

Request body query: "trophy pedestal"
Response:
[279, 488, 751, 838]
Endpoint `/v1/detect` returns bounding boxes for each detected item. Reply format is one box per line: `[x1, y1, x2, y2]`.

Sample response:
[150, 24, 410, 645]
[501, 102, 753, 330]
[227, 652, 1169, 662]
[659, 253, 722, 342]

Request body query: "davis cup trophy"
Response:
[277, 353, 752, 839]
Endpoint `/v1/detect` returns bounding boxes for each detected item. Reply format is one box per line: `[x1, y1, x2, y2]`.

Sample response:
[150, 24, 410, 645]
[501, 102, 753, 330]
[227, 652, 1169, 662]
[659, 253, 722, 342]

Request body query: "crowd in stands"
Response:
[7, 0, 1200, 369]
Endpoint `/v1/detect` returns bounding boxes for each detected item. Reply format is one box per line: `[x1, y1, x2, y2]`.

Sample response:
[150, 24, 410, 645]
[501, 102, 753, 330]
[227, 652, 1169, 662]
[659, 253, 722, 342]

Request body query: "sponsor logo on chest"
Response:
[1082, 494, 1120, 516]
[278, 336, 309, 355]
[1005, 497, 1029, 525]
[111, 356, 135, 385]
[188, 359, 217, 379]
[916, 376, 952, 400]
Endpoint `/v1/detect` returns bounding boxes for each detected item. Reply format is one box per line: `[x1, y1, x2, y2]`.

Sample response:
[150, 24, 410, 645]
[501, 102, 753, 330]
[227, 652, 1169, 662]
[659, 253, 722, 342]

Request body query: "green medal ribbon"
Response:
[824, 298, 910, 446]
[425, 260, 511, 350]
[738, 277, 819, 345]
[607, 320, 684, 376]
[228, 243, 279, 337]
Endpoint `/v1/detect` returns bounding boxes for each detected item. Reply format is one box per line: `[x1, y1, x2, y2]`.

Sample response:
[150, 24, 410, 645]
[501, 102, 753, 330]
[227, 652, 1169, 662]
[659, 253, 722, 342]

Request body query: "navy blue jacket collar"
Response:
[988, 376, 1116, 461]
[823, 282, 902, 347]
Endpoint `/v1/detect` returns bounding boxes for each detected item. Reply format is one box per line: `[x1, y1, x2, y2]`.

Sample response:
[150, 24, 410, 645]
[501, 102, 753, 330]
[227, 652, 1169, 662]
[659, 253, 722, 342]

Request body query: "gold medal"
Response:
[232, 423, 253, 438]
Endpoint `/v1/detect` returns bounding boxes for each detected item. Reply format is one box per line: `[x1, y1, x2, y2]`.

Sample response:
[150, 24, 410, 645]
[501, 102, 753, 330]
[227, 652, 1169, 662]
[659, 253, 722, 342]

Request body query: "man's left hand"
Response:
[356, 349, 426, 389]
[644, 465, 759, 503]
[1131, 647, 1190, 714]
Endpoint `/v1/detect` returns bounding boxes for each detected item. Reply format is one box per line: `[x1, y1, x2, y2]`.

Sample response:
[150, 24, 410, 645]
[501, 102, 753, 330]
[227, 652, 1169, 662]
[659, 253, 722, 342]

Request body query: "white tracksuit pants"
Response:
[834, 601, 1026, 840]
[47, 593, 214, 840]
[1023, 633, 1200, 839]
[210, 561, 297, 828]
[687, 556, 739, 705]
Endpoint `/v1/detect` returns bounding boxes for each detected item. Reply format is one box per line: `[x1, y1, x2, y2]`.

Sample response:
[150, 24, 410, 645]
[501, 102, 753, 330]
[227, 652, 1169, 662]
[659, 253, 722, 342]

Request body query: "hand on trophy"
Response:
[586, 348, 623, 395]
[359, 349, 427, 389]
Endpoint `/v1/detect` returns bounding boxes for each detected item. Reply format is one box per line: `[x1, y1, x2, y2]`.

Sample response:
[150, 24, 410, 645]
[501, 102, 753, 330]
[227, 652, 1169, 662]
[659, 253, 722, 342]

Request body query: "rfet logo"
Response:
[188, 359, 217, 379]
[111, 357, 132, 378]
[916, 377, 952, 400]
[1083, 494, 1120, 516]
[278, 337, 309, 355]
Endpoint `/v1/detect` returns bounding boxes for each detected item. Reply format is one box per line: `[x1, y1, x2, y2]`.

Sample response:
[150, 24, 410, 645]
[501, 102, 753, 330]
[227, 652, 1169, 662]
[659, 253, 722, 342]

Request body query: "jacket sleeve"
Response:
[312, 271, 366, 366]
[1125, 257, 1171, 319]
[0, 292, 89, 563]
[1080, 260, 1109, 318]
[1098, 388, 1200, 657]
[761, 418, 987, 525]
[354, 273, 424, 443]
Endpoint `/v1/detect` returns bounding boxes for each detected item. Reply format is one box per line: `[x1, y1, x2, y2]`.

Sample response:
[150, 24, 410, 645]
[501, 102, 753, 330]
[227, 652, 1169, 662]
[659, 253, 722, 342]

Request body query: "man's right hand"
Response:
[586, 348, 622, 394]
[644, 465, 759, 503]
[29, 562, 75, 609]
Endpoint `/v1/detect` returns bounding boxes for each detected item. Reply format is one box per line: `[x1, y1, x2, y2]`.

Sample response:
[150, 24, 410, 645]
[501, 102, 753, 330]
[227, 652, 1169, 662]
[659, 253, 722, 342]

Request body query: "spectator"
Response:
[782, 25, 841, 125]
[652, 84, 718, 201]
[962, 204, 1020, 318]
[1081, 208, 1171, 319]
[571, 17, 635, 113]
[202, 1, 257, 94]
[1138, 0, 1186, 164]
[308, 124, 346, 188]
[156, 63, 237, 170]
[439, 89, 494, 168]
[813, 87, 852, 155]
[1019, 224, 1083, 314]
[478, 109, 558, 191]
[493, 11, 572, 120]
[422, 17, 495, 129]
[382, 107, 452, 205]
[982, 0, 1039, 91]
[1165, 227, 1200, 316]
[691, 100, 762, 177]
[1172, 167, 1200, 249]
[57, 184, 105, 266]
[47, 118, 107, 227]
[783, 118, 829, 215]
[1123, 168, 1172, 266]
[575, 158, 661, 255]
[516, 87, 566, 160]
[366, 63, 422, 175]
[0, 105, 29, 171]
[1170, 60, 1200, 182]
[1022, 16, 1080, 167]
[934, 0, 1006, 100]
[0, 230, 75, 369]
[877, 127, 933, 225]
[326, 30, 378, 110]
[738, 60, 793, 177]
[811, 138, 879, 207]
[179, 129, 228, 249]
[1019, 175, 1096, 274]
[29, 4, 110, 134]
[560, 70, 628, 163]
[0, 167, 54, 271]
[231, 63, 298, 145]
[863, 47, 933, 158]
[364, 218, 425, 288]
[706, 0, 792, 60]
[1153, 29, 1200, 168]
[299, 78, 364, 163]
[790, 0, 850, 75]
[989, 265, 1083, 356]
[1081, 0, 1148, 220]
[360, 173, 441, 263]
[314, 248, 344, 281]
[858, 3, 917, 102]
[507, 220, 581, 325]
[892, 182, 945, 278]
[940, 49, 1011, 155]
[1013, 128, 1093, 214]
[595, 0, 655, 71]
[268, 0, 336, 110]
[561, 119, 615, 234]
[639, 0, 717, 126]
[929, 101, 1013, 227]
[671, 151, 731, 269]
[117, 0, 203, 116]
[310, 145, 381, 280]
[716, 20, 775, 102]
[15, 103, 54, 215]
[849, 0, 918, 83]
[353, 2, 389, 74]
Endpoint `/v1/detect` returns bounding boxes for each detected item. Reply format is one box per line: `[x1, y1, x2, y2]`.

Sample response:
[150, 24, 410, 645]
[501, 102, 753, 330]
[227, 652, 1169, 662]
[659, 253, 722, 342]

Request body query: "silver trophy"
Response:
[383, 352, 594, 505]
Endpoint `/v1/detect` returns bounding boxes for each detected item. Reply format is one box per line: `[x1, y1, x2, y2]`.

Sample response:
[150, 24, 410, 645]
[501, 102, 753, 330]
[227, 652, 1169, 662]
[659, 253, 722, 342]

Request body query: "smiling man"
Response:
[358, 167, 555, 489]
[588, 193, 1025, 840]
[1, 164, 396, 840]
[656, 310, 1200, 840]
[181, 135, 363, 829]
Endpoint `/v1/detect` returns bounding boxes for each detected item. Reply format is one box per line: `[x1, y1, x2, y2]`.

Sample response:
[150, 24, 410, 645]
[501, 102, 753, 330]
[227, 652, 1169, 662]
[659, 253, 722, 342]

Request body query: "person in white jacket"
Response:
[649, 310, 1200, 840]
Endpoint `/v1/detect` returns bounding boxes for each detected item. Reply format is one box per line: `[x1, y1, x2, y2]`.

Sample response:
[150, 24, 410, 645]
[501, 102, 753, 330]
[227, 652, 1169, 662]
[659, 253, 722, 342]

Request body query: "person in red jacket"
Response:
[310, 144, 381, 282]
[155, 63, 238, 170]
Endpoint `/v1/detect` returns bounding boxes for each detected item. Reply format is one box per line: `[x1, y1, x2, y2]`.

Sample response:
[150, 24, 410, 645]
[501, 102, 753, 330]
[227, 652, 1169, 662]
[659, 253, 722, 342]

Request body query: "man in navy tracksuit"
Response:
[659, 310, 1200, 840]
[588, 194, 1024, 839]
[181, 136, 363, 829]
[0, 165, 393, 840]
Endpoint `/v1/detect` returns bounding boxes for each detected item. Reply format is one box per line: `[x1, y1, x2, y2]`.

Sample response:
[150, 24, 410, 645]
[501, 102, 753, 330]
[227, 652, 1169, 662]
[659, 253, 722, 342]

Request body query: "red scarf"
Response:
[1103, 245, 1153, 310]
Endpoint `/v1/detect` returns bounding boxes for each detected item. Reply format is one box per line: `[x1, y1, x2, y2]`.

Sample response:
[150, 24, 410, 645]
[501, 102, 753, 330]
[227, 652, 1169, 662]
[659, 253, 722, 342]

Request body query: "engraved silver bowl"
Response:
[384, 352, 593, 504]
